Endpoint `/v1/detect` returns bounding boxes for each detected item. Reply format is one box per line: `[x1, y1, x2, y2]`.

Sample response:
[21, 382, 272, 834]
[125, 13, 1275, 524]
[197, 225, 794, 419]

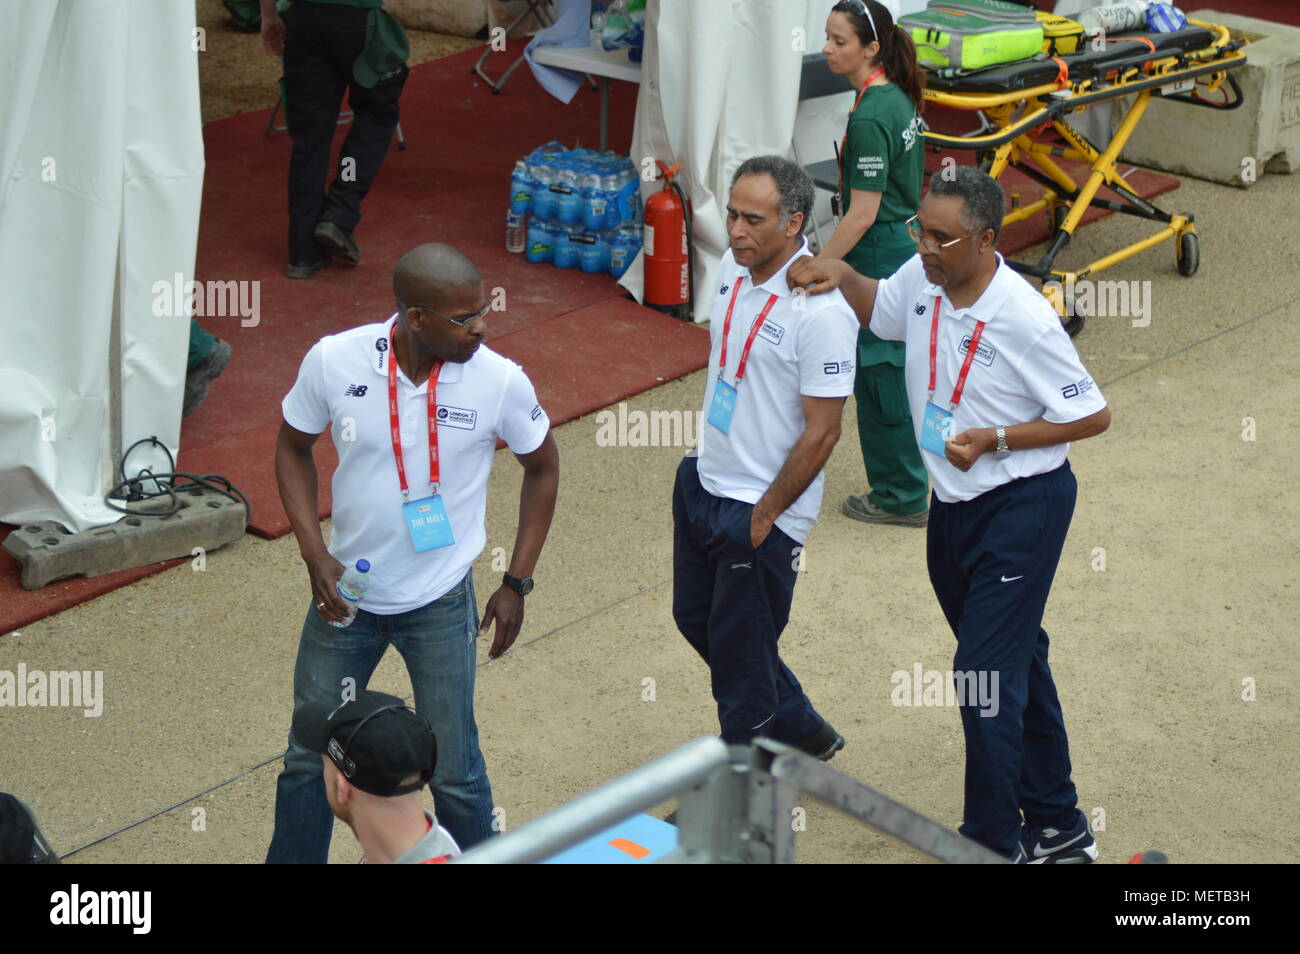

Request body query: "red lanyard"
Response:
[387, 330, 443, 497]
[837, 66, 887, 197]
[928, 295, 986, 409]
[718, 277, 779, 386]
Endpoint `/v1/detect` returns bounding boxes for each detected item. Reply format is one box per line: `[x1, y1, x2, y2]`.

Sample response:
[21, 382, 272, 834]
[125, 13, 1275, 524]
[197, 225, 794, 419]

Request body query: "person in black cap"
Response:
[294, 689, 461, 864]
[260, 0, 410, 278]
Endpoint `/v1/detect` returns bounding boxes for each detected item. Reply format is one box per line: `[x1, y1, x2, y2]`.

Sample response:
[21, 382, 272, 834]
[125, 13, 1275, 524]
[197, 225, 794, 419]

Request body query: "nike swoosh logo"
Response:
[1001, 574, 1024, 583]
[730, 563, 752, 570]
[1033, 829, 1086, 857]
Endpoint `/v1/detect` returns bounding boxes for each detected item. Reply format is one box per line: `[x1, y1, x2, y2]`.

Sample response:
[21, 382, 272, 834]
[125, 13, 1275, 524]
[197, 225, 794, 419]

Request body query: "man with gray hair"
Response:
[672, 156, 858, 757]
[268, 242, 559, 861]
[790, 166, 1110, 862]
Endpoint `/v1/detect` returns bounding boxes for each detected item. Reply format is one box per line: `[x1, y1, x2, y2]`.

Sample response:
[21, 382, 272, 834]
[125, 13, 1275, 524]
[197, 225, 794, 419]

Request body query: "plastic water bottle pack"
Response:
[507, 142, 643, 278]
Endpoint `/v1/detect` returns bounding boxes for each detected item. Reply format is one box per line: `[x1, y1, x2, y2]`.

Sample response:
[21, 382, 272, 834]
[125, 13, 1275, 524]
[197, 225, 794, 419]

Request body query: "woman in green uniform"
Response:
[820, 0, 929, 526]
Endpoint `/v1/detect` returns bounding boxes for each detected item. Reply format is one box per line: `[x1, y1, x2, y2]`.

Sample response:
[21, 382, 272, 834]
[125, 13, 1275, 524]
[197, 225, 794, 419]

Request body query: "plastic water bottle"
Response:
[608, 229, 636, 277]
[555, 165, 583, 226]
[506, 212, 527, 254]
[526, 219, 554, 263]
[601, 0, 630, 51]
[531, 162, 558, 220]
[553, 228, 579, 269]
[1078, 0, 1151, 36]
[330, 559, 371, 628]
[590, 3, 606, 48]
[582, 172, 607, 230]
[509, 160, 532, 215]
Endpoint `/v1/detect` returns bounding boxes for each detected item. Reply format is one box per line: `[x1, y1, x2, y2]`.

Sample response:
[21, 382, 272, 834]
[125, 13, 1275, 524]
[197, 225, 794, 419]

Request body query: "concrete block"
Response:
[1118, 11, 1300, 187]
[3, 487, 247, 590]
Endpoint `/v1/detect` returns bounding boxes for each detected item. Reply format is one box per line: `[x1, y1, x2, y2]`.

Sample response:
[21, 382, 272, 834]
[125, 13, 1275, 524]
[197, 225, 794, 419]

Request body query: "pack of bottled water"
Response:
[508, 142, 644, 279]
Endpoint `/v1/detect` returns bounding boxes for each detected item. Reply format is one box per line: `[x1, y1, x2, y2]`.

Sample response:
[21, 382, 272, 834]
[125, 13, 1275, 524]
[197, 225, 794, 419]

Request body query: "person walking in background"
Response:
[820, 0, 930, 527]
[260, 0, 409, 278]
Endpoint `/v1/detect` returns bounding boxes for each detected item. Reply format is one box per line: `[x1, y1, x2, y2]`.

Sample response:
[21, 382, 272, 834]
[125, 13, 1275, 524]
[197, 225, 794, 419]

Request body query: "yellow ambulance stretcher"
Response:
[920, 18, 1247, 335]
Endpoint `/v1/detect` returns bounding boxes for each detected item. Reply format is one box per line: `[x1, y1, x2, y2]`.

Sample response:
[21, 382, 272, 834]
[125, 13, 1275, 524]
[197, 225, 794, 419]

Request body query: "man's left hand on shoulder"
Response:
[945, 428, 996, 473]
[479, 585, 525, 659]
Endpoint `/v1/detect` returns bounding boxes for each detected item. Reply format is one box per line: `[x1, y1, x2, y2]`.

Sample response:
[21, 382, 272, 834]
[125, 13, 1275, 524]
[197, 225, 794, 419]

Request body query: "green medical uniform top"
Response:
[840, 82, 925, 367]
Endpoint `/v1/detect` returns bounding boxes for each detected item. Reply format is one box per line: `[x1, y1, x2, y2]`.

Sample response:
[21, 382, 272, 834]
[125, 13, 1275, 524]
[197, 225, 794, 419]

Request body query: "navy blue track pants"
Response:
[672, 456, 825, 745]
[927, 462, 1083, 857]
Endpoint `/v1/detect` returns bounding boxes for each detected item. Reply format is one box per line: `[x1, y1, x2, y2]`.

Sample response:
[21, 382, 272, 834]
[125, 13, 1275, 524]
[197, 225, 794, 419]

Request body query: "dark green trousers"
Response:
[845, 220, 929, 516]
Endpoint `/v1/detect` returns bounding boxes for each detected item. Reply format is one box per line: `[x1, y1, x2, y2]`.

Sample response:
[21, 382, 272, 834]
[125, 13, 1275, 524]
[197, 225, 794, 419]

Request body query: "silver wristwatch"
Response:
[994, 426, 1011, 459]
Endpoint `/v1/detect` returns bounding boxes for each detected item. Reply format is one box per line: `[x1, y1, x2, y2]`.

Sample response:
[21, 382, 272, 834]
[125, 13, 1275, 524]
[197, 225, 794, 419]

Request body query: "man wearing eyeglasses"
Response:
[295, 690, 460, 863]
[789, 167, 1110, 863]
[267, 242, 559, 862]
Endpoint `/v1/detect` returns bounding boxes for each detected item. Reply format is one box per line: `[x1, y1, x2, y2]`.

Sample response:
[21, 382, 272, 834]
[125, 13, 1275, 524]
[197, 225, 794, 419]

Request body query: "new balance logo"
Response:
[344, 385, 368, 397]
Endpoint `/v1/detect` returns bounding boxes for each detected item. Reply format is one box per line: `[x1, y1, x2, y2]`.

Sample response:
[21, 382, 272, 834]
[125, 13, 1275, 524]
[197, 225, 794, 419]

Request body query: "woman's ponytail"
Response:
[885, 22, 926, 115]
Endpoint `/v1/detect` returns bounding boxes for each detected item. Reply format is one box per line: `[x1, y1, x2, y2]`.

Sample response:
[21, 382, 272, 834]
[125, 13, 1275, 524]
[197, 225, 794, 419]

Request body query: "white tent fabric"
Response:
[623, 0, 917, 321]
[0, 0, 203, 533]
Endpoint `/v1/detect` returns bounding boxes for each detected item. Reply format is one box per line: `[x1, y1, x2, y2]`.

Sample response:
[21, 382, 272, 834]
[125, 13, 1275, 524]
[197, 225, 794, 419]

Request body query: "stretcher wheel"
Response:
[1176, 232, 1199, 277]
[1044, 284, 1085, 338]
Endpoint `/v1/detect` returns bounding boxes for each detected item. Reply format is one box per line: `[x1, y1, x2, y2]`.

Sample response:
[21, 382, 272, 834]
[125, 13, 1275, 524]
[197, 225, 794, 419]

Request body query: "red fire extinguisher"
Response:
[644, 160, 694, 322]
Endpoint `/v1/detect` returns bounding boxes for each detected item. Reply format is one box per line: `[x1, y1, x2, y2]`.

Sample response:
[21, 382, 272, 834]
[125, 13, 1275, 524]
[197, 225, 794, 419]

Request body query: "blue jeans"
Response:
[266, 571, 494, 862]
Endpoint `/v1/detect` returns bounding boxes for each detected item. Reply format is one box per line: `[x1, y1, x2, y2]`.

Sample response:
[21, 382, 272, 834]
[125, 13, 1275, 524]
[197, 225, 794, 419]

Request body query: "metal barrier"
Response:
[451, 736, 1007, 864]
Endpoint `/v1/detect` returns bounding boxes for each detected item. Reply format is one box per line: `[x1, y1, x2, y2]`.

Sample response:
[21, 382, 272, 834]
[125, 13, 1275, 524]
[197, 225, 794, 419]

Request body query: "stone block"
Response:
[1117, 11, 1300, 187]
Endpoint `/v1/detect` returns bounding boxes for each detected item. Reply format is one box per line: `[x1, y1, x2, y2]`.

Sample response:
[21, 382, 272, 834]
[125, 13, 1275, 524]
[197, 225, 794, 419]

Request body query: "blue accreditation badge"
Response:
[919, 401, 956, 458]
[708, 379, 738, 435]
[402, 494, 455, 552]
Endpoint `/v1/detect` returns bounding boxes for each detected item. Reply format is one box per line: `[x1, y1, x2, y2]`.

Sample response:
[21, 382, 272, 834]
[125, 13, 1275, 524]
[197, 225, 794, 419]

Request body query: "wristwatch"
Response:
[994, 426, 1011, 459]
[503, 573, 534, 596]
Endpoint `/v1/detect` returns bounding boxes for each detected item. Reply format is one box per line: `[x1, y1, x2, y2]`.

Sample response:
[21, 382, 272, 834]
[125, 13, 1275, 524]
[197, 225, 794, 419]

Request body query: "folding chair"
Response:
[473, 0, 557, 94]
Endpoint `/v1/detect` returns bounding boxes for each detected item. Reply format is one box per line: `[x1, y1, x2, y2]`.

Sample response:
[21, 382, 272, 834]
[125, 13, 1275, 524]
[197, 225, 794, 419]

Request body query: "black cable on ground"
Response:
[105, 435, 252, 527]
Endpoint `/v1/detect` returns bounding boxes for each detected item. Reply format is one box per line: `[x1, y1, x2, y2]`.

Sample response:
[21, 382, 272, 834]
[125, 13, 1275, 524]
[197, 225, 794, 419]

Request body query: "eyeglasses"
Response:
[401, 299, 491, 327]
[839, 0, 878, 40]
[905, 214, 983, 254]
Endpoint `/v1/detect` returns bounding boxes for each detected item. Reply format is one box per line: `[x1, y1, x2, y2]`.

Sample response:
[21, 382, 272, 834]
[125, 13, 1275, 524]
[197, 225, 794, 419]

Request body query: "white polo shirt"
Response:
[870, 252, 1107, 503]
[695, 240, 859, 543]
[282, 317, 550, 614]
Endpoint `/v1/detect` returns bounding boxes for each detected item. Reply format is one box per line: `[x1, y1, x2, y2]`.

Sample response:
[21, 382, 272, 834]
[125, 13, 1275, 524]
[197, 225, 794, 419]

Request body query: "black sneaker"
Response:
[798, 722, 845, 761]
[1013, 812, 1099, 864]
[313, 220, 360, 264]
[183, 338, 232, 417]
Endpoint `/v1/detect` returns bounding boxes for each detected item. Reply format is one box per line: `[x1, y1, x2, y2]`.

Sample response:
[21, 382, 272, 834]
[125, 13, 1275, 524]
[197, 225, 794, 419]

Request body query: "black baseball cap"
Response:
[293, 690, 436, 797]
